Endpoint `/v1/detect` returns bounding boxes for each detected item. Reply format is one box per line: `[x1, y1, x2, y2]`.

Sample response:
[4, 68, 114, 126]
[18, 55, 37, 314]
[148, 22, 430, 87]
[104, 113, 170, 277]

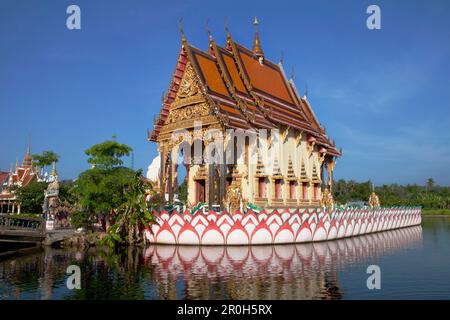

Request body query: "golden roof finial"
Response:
[224, 17, 233, 51]
[224, 17, 229, 36]
[205, 19, 215, 54]
[178, 17, 186, 46]
[15, 157, 18, 173]
[252, 16, 264, 58]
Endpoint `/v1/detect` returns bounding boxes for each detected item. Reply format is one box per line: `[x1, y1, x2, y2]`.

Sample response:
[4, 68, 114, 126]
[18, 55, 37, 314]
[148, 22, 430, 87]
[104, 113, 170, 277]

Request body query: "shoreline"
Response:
[422, 215, 450, 217]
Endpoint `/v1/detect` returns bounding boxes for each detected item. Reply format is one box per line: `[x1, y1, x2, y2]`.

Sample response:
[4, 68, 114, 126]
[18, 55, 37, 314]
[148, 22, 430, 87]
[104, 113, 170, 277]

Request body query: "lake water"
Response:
[1, 216, 449, 300]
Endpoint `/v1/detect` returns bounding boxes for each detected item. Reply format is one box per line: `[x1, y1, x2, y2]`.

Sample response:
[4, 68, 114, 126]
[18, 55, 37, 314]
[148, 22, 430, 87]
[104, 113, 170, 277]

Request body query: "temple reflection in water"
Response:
[0, 226, 422, 300]
[144, 226, 422, 299]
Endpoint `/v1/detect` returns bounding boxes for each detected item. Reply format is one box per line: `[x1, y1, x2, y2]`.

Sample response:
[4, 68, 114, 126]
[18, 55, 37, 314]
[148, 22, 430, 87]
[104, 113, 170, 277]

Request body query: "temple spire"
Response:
[22, 140, 32, 168]
[252, 17, 264, 59]
[8, 162, 13, 185]
[15, 157, 18, 174]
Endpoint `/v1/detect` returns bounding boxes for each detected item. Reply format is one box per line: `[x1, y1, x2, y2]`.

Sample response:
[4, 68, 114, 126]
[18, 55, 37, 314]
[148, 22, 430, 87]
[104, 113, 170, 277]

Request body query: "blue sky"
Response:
[1, 0, 449, 185]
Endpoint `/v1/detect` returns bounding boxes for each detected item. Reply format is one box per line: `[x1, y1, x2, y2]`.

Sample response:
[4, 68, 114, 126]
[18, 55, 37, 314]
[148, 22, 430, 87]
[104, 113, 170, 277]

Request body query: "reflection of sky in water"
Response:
[1, 218, 450, 299]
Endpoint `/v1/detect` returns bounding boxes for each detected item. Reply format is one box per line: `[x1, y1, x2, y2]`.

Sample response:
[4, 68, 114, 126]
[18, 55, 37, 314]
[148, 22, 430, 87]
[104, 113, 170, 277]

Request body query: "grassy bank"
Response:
[422, 209, 450, 215]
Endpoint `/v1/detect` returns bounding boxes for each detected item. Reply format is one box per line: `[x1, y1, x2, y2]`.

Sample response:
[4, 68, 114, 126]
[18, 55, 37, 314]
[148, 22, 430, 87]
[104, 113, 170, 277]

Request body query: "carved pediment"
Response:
[177, 63, 199, 99]
[166, 102, 210, 124]
[165, 62, 212, 125]
[171, 63, 205, 109]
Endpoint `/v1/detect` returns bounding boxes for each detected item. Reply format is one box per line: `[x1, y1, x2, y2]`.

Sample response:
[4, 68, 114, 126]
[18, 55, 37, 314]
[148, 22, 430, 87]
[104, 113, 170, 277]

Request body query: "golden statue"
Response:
[368, 191, 380, 208]
[320, 187, 334, 209]
[226, 179, 242, 213]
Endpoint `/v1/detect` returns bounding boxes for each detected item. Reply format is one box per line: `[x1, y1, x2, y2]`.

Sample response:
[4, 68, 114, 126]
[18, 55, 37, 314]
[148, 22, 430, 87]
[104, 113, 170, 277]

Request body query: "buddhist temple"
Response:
[148, 19, 341, 211]
[0, 144, 38, 213]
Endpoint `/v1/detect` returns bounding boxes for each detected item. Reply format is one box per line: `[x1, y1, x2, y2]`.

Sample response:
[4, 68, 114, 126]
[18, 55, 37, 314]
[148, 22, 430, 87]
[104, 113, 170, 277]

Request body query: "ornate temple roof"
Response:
[149, 23, 340, 157]
[0, 171, 9, 187]
[0, 145, 38, 200]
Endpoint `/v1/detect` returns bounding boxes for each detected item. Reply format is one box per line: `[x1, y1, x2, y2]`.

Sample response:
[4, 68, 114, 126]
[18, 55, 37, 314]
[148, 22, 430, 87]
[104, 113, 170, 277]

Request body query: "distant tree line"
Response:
[333, 178, 450, 209]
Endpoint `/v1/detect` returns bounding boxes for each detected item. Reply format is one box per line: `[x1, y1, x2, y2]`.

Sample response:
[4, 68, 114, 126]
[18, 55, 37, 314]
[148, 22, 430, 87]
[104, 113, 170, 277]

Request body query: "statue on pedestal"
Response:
[368, 191, 380, 208]
[43, 162, 60, 229]
[320, 187, 335, 209]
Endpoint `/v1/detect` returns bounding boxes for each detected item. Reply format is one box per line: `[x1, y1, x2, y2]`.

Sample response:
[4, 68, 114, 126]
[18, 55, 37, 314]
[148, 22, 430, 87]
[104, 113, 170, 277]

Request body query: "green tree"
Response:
[102, 170, 155, 247]
[70, 138, 138, 232]
[32, 150, 59, 172]
[16, 180, 47, 213]
[85, 140, 132, 170]
[426, 178, 435, 192]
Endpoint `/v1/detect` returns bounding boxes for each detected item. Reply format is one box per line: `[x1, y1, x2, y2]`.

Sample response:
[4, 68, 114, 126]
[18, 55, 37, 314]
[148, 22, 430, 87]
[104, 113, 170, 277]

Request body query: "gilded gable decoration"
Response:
[281, 126, 289, 144]
[177, 63, 199, 99]
[295, 131, 303, 146]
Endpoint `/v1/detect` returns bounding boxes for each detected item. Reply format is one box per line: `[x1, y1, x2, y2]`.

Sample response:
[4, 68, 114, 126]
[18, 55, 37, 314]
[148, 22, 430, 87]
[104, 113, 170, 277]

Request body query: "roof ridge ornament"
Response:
[178, 17, 186, 46]
[205, 19, 215, 55]
[252, 16, 264, 62]
[224, 17, 233, 51]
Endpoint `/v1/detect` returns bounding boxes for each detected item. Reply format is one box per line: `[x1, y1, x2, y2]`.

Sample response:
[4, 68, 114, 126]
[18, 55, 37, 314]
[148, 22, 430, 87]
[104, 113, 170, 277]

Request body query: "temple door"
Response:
[196, 180, 206, 203]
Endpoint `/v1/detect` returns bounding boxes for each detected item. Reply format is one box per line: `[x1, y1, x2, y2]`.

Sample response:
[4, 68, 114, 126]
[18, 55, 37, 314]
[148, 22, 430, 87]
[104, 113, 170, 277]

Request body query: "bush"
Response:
[70, 211, 92, 229]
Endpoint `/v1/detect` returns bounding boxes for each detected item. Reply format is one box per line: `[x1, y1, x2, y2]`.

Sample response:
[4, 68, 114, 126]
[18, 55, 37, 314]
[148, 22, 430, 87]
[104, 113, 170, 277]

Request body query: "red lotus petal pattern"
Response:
[144, 207, 422, 245]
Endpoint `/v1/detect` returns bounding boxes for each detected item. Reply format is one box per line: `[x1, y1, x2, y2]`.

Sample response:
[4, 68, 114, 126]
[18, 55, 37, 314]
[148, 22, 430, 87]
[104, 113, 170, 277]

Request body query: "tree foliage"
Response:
[85, 140, 132, 170]
[72, 166, 135, 216]
[333, 178, 450, 209]
[102, 170, 156, 247]
[32, 150, 59, 169]
[70, 139, 156, 244]
[16, 180, 47, 213]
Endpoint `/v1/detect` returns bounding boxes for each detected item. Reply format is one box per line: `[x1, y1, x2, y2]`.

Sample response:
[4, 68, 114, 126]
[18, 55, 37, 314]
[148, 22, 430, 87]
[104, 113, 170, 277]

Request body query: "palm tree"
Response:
[426, 178, 435, 193]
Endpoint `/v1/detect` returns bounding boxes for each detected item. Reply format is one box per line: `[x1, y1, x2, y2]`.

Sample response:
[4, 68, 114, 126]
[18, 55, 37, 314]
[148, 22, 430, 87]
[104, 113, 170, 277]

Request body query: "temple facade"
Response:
[148, 21, 341, 211]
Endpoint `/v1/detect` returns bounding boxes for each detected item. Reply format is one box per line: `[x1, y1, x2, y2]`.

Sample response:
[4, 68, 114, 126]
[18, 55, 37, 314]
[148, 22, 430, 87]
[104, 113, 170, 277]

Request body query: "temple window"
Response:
[302, 182, 309, 200]
[258, 177, 267, 198]
[289, 181, 296, 199]
[313, 183, 319, 200]
[274, 179, 282, 199]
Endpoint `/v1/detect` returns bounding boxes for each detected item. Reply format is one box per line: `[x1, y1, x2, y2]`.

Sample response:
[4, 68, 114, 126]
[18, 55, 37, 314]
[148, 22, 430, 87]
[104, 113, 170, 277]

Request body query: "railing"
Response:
[0, 214, 45, 235]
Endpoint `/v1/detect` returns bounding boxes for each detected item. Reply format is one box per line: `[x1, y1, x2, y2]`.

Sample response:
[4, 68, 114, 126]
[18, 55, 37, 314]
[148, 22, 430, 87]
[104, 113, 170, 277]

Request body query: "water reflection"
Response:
[144, 226, 422, 299]
[0, 226, 422, 300]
